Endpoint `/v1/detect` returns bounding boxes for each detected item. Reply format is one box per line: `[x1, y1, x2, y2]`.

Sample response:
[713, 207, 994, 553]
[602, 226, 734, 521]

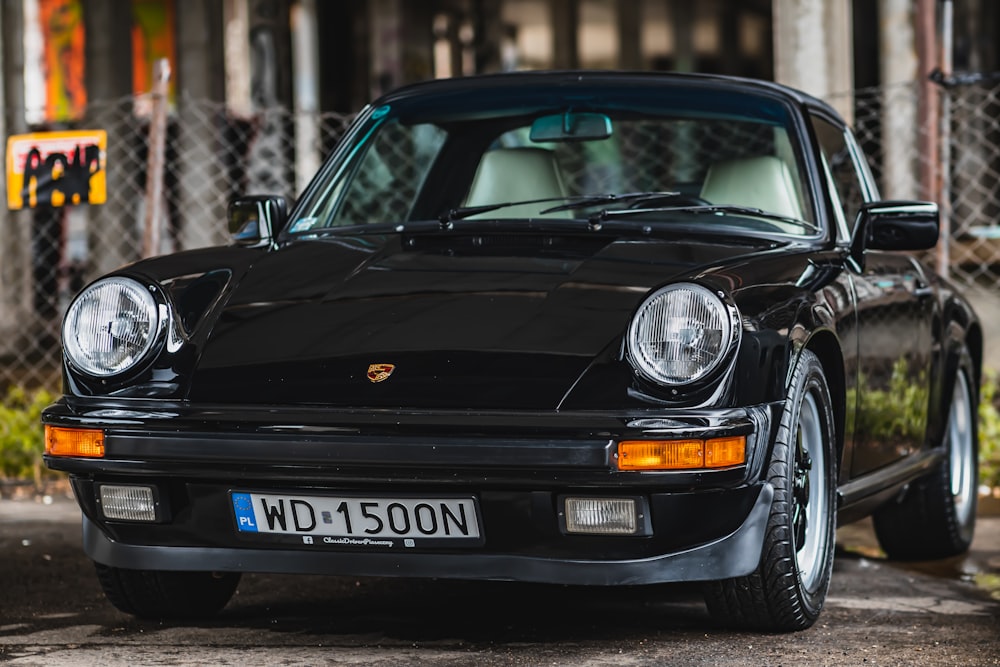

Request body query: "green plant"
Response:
[0, 385, 56, 485]
[978, 371, 1000, 489]
[825, 359, 999, 489]
[848, 359, 930, 445]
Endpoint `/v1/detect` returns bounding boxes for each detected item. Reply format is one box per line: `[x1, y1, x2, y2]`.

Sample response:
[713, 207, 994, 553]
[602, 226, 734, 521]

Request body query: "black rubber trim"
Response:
[106, 432, 617, 469]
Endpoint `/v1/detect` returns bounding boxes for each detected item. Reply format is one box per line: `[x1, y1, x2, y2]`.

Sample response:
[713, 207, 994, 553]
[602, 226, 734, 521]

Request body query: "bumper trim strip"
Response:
[107, 432, 617, 469]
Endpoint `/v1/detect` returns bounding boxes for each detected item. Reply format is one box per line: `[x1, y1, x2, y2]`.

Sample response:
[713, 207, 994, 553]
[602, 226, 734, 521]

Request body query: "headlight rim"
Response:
[626, 282, 741, 388]
[62, 276, 168, 379]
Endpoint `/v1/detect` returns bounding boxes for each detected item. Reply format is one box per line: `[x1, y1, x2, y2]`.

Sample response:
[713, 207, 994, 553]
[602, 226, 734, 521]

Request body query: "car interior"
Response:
[463, 147, 571, 218]
[699, 155, 806, 220]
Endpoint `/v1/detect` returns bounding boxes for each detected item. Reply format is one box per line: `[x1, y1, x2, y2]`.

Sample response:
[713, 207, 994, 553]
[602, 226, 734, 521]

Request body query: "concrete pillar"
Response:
[551, 0, 579, 69]
[618, 0, 642, 70]
[476, 0, 505, 74]
[316, 0, 369, 113]
[400, 3, 434, 83]
[879, 0, 919, 199]
[245, 0, 294, 198]
[672, 0, 695, 72]
[176, 2, 228, 249]
[83, 0, 135, 275]
[292, 0, 321, 195]
[773, 0, 829, 94]
[826, 0, 853, 121]
[368, 0, 432, 92]
[83, 1, 133, 102]
[224, 0, 253, 118]
[370, 0, 404, 97]
[0, 2, 34, 356]
[0, 5, 7, 144]
[773, 0, 854, 121]
[720, 1, 743, 75]
[177, 3, 225, 101]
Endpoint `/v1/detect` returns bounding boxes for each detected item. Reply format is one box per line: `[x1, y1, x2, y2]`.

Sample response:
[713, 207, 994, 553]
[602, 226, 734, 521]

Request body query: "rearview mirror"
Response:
[227, 196, 288, 247]
[530, 112, 613, 142]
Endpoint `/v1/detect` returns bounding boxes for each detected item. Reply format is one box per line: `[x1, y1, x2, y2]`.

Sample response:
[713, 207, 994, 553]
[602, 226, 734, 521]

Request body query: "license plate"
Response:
[231, 492, 482, 547]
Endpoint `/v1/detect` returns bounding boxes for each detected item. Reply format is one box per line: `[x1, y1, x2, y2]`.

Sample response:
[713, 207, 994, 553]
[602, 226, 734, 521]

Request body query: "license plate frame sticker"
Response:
[231, 492, 483, 548]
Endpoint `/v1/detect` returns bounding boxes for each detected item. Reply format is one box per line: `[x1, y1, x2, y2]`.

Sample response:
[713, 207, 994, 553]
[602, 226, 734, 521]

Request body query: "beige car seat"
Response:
[465, 147, 570, 218]
[699, 155, 804, 221]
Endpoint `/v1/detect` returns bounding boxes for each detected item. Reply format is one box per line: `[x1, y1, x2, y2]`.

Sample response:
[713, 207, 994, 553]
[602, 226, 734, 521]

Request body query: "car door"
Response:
[810, 114, 936, 477]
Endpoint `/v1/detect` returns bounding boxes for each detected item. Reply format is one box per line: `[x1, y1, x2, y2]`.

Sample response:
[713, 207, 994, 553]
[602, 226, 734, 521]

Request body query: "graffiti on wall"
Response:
[39, 0, 87, 122]
[6, 131, 108, 210]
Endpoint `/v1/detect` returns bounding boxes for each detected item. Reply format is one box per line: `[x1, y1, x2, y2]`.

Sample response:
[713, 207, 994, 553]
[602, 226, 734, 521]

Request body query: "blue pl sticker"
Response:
[232, 493, 258, 532]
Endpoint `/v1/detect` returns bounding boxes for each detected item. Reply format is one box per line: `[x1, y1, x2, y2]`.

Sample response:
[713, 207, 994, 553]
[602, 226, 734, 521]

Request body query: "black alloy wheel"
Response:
[704, 349, 837, 631]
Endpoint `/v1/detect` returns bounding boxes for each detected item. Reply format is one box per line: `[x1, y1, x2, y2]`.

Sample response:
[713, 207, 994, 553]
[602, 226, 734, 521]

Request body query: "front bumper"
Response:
[45, 399, 779, 585]
[81, 483, 773, 585]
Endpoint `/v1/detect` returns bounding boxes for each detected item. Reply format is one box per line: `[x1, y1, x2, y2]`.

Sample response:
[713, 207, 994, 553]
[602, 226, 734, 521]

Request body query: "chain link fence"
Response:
[3, 79, 1000, 391]
[849, 78, 1000, 290]
[0, 96, 354, 390]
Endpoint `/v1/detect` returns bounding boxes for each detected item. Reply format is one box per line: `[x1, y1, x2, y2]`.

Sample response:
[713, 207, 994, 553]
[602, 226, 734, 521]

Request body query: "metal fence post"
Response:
[916, 0, 939, 205]
[142, 58, 171, 258]
[937, 0, 953, 279]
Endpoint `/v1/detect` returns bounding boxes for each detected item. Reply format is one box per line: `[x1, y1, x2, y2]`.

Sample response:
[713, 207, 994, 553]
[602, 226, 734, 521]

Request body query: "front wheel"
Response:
[704, 350, 837, 631]
[95, 563, 241, 619]
[873, 351, 978, 560]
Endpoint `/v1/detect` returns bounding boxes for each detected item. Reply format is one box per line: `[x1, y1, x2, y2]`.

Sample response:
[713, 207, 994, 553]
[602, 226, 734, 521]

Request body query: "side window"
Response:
[810, 116, 867, 235]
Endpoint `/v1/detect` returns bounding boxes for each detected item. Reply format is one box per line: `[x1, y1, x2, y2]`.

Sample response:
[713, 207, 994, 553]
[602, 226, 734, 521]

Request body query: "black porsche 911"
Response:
[43, 71, 980, 632]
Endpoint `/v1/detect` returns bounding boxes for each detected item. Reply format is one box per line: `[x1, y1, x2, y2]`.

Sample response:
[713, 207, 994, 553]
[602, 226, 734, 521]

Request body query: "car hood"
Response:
[188, 231, 788, 408]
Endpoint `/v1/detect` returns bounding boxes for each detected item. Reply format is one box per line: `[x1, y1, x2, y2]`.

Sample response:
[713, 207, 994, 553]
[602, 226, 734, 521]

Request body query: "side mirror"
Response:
[227, 196, 288, 247]
[853, 201, 939, 253]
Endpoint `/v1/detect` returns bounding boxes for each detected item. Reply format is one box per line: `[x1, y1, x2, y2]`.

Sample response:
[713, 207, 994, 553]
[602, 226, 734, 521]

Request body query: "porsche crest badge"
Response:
[367, 363, 395, 383]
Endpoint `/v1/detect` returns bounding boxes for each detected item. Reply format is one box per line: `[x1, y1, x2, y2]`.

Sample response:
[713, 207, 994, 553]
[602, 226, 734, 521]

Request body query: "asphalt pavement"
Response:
[0, 492, 997, 666]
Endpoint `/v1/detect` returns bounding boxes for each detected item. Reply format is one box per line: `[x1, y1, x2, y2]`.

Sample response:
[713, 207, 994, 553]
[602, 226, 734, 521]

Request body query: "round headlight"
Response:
[63, 277, 161, 377]
[627, 283, 739, 386]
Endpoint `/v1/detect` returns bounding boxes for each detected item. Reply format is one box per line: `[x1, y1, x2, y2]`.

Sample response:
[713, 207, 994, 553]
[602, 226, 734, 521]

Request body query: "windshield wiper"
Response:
[590, 204, 822, 233]
[441, 196, 582, 222]
[539, 191, 681, 214]
[440, 191, 684, 223]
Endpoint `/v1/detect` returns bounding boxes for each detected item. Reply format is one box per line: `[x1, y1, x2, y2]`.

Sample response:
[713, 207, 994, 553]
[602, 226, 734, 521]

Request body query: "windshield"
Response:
[290, 81, 817, 236]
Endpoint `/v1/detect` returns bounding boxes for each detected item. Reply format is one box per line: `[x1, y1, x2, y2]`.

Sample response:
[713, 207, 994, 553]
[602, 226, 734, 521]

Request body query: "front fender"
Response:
[63, 246, 267, 399]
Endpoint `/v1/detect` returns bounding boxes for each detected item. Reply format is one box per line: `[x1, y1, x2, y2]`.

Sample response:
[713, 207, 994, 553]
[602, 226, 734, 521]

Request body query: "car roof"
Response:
[377, 70, 846, 128]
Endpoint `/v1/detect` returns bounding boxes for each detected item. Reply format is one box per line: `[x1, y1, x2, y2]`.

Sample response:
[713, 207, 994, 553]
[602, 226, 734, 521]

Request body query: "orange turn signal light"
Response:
[618, 436, 746, 471]
[44, 426, 105, 458]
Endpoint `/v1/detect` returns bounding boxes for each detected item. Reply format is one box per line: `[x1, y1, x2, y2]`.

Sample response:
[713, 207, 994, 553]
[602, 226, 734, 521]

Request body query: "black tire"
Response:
[873, 351, 978, 560]
[95, 563, 240, 619]
[703, 350, 837, 631]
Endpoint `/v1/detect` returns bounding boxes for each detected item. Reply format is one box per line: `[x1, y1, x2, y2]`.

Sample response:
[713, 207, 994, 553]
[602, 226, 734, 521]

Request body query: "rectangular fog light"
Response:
[98, 484, 158, 522]
[563, 497, 643, 535]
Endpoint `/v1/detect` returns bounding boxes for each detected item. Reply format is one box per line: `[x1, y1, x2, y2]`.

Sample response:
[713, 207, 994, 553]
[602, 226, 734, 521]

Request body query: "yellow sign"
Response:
[6, 130, 107, 210]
